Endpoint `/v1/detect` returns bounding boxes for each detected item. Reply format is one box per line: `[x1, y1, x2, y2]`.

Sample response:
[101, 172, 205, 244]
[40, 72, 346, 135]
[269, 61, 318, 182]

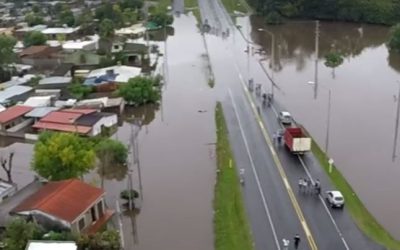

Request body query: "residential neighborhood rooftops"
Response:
[0, 105, 33, 123]
[23, 96, 52, 107]
[11, 179, 105, 223]
[16, 24, 47, 33]
[75, 112, 113, 126]
[25, 241, 77, 250]
[33, 121, 92, 134]
[62, 108, 97, 115]
[19, 46, 50, 57]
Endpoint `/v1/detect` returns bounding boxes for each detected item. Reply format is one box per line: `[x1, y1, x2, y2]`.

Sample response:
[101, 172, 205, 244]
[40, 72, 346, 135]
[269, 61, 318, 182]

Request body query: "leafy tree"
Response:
[96, 139, 128, 181]
[25, 12, 45, 26]
[324, 51, 344, 78]
[23, 31, 47, 47]
[117, 76, 161, 105]
[76, 9, 94, 34]
[388, 24, 400, 52]
[112, 4, 124, 28]
[32, 132, 96, 181]
[68, 80, 93, 100]
[58, 9, 75, 27]
[122, 8, 138, 25]
[120, 0, 143, 10]
[4, 218, 43, 250]
[0, 35, 17, 66]
[99, 19, 115, 39]
[148, 12, 173, 27]
[77, 229, 121, 250]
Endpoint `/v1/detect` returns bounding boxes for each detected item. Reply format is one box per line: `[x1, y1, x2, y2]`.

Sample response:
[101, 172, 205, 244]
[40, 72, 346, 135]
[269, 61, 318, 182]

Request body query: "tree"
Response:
[0, 151, 14, 183]
[67, 81, 93, 100]
[388, 24, 400, 52]
[324, 51, 344, 78]
[76, 9, 94, 35]
[32, 132, 96, 181]
[58, 9, 75, 27]
[96, 139, 128, 181]
[120, 0, 143, 10]
[25, 12, 44, 26]
[0, 35, 17, 66]
[117, 76, 161, 105]
[99, 19, 115, 39]
[148, 12, 173, 28]
[23, 31, 47, 47]
[122, 8, 138, 26]
[77, 229, 121, 250]
[4, 218, 43, 250]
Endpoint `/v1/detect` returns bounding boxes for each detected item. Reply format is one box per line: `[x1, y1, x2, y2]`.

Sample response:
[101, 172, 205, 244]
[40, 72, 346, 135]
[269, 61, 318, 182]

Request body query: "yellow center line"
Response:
[239, 77, 318, 250]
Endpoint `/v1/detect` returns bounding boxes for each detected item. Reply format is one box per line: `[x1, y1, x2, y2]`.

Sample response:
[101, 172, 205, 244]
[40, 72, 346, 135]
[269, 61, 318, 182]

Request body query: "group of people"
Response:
[298, 177, 321, 195]
[282, 234, 301, 249]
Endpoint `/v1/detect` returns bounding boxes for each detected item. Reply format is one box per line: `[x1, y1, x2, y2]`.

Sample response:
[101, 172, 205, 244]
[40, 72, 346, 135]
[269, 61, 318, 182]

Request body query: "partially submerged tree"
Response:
[324, 51, 344, 78]
[117, 76, 161, 106]
[77, 229, 121, 250]
[388, 24, 400, 52]
[96, 139, 128, 181]
[148, 12, 173, 28]
[67, 79, 93, 100]
[32, 132, 96, 181]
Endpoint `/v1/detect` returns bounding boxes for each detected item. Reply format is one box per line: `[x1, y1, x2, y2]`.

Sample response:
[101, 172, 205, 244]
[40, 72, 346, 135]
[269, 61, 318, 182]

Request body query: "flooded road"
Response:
[234, 17, 400, 238]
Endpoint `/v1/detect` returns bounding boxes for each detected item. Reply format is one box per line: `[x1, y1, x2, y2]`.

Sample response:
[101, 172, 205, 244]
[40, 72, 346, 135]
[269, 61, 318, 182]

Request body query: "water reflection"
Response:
[250, 17, 389, 72]
[122, 104, 160, 126]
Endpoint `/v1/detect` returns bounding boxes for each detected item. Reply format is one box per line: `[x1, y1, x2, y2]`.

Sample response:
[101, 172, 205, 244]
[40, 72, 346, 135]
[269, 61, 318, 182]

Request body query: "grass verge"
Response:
[214, 102, 254, 250]
[220, 0, 251, 15]
[184, 0, 201, 24]
[311, 139, 400, 249]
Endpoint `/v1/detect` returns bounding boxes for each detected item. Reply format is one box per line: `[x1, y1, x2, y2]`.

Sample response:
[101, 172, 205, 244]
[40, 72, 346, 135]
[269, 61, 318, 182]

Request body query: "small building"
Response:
[0, 74, 35, 89]
[41, 27, 81, 40]
[11, 179, 114, 234]
[0, 105, 33, 131]
[25, 241, 77, 250]
[84, 65, 141, 87]
[25, 107, 60, 122]
[0, 85, 33, 106]
[115, 23, 146, 38]
[19, 46, 61, 71]
[62, 35, 100, 52]
[23, 96, 52, 107]
[14, 25, 47, 40]
[75, 112, 117, 136]
[37, 77, 72, 89]
[0, 181, 17, 203]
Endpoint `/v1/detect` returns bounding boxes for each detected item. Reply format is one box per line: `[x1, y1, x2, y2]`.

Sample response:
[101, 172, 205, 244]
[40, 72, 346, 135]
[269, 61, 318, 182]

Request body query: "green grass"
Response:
[184, 0, 201, 23]
[220, 0, 251, 15]
[214, 103, 254, 250]
[208, 78, 215, 88]
[311, 139, 400, 250]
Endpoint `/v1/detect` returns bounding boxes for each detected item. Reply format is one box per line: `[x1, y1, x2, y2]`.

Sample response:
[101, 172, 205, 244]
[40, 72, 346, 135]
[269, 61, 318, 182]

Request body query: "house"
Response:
[115, 23, 146, 38]
[0, 74, 35, 89]
[0, 85, 33, 106]
[25, 107, 60, 122]
[51, 63, 74, 77]
[25, 241, 77, 250]
[32, 109, 117, 136]
[14, 25, 47, 40]
[37, 77, 72, 89]
[76, 97, 125, 114]
[23, 96, 52, 107]
[84, 65, 141, 87]
[0, 105, 33, 131]
[11, 179, 114, 234]
[19, 46, 61, 70]
[62, 35, 100, 52]
[41, 27, 81, 40]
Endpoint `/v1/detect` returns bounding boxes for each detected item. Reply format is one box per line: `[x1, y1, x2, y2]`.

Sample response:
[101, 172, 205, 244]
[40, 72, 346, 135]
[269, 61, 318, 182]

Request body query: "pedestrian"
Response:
[277, 132, 282, 145]
[282, 238, 290, 250]
[294, 234, 301, 249]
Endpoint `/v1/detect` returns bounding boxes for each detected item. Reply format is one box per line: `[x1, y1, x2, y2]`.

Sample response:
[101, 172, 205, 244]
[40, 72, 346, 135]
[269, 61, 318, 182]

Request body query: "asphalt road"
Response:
[193, 0, 386, 249]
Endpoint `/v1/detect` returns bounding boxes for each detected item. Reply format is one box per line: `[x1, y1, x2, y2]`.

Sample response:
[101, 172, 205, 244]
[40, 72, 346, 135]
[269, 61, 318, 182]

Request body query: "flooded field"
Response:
[238, 16, 400, 238]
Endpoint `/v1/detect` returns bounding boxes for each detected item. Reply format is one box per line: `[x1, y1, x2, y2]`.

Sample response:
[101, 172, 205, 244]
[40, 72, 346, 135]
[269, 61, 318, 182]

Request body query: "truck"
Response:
[284, 127, 312, 154]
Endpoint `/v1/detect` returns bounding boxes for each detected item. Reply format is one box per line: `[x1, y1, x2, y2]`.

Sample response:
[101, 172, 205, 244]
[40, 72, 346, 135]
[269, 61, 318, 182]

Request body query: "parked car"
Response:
[278, 111, 292, 125]
[326, 190, 344, 208]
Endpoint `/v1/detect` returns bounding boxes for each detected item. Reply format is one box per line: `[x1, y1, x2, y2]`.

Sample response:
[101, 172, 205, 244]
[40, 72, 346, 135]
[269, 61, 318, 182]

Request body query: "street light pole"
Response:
[314, 20, 320, 99]
[258, 28, 275, 97]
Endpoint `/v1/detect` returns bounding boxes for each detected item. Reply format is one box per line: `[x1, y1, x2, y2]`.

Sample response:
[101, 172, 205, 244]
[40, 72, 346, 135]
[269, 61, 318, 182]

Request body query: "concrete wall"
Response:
[91, 115, 118, 136]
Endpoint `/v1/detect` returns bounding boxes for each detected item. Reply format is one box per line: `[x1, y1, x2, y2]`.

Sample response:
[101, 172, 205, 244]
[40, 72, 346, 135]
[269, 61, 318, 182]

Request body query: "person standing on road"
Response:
[294, 234, 301, 249]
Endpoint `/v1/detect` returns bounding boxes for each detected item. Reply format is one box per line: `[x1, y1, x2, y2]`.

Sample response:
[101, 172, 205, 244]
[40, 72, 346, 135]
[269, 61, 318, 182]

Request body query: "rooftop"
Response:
[19, 46, 50, 57]
[76, 112, 113, 126]
[25, 107, 60, 118]
[0, 181, 16, 198]
[41, 27, 80, 34]
[25, 241, 77, 250]
[40, 111, 81, 124]
[33, 121, 91, 134]
[11, 179, 105, 223]
[0, 105, 33, 123]
[0, 85, 33, 103]
[23, 96, 52, 107]
[84, 65, 141, 85]
[39, 77, 72, 85]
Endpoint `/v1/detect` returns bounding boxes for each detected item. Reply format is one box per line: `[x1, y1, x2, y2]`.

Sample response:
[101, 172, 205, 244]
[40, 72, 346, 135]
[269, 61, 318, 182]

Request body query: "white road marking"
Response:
[228, 89, 281, 250]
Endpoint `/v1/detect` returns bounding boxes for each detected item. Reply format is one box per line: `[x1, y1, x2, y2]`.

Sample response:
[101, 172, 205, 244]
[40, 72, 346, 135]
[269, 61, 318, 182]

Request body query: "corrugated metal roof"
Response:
[23, 96, 52, 107]
[32, 121, 91, 134]
[39, 77, 72, 85]
[25, 107, 60, 118]
[40, 111, 81, 124]
[0, 105, 33, 123]
[0, 86, 33, 103]
[26, 241, 77, 250]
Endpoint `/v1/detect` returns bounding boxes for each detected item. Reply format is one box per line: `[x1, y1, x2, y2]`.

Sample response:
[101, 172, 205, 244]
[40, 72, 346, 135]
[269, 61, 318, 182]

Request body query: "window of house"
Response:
[78, 217, 85, 230]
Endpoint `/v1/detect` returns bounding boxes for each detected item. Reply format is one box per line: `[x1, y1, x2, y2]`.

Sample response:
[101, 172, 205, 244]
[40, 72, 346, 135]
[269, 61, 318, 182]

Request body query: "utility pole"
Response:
[131, 119, 143, 201]
[325, 89, 332, 154]
[392, 84, 400, 161]
[314, 20, 320, 99]
[271, 33, 275, 98]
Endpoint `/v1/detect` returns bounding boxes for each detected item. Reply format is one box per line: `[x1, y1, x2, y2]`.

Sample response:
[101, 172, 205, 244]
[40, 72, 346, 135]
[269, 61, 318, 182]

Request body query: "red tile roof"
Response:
[33, 121, 92, 134]
[40, 111, 82, 124]
[11, 179, 104, 223]
[0, 105, 33, 123]
[62, 109, 97, 115]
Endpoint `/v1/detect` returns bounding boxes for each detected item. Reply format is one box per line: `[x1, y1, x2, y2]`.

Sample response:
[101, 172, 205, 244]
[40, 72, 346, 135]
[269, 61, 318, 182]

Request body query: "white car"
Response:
[278, 111, 292, 125]
[326, 190, 344, 208]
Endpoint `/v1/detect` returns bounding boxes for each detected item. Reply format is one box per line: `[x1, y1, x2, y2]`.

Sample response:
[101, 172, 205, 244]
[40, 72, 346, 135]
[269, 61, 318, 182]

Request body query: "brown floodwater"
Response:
[235, 16, 400, 238]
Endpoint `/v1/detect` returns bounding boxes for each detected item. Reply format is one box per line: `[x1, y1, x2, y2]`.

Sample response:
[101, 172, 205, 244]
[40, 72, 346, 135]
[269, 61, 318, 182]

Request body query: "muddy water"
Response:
[243, 17, 400, 238]
[99, 14, 216, 250]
